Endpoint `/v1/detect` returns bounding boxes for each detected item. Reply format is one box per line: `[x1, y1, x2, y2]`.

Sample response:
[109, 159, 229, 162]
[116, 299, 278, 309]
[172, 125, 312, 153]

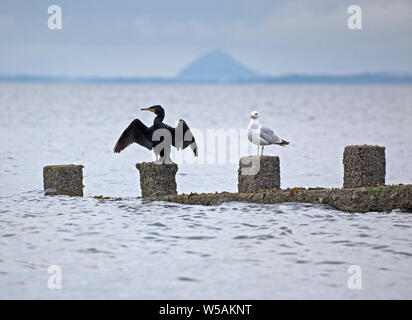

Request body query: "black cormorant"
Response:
[113, 105, 198, 163]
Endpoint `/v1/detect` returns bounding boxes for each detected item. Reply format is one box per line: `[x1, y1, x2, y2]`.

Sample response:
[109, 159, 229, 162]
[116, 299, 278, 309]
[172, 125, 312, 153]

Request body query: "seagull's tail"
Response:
[279, 139, 289, 147]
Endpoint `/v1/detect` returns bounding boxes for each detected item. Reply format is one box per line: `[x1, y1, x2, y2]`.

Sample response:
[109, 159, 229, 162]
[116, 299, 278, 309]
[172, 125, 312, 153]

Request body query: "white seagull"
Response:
[248, 110, 289, 155]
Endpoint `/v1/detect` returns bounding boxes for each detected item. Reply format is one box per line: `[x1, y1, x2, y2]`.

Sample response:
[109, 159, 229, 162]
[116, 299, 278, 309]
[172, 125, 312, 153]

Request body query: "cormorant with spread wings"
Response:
[113, 105, 198, 163]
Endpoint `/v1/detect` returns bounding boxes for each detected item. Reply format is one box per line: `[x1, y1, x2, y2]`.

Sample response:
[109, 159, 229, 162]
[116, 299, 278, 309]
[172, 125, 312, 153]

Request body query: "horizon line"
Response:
[1, 72, 412, 84]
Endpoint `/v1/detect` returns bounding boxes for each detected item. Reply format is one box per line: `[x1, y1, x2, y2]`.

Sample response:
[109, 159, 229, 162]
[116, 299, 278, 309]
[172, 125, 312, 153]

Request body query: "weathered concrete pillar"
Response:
[136, 162, 178, 197]
[238, 156, 280, 193]
[343, 145, 385, 188]
[43, 164, 84, 196]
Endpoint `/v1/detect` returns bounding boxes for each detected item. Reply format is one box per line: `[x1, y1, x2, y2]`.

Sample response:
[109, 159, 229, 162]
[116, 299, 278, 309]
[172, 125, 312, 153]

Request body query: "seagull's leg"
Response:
[261, 146, 264, 155]
[257, 145, 259, 156]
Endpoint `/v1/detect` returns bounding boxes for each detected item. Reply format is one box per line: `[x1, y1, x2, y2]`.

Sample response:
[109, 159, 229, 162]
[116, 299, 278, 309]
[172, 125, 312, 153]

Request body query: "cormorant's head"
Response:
[250, 110, 259, 119]
[141, 105, 164, 116]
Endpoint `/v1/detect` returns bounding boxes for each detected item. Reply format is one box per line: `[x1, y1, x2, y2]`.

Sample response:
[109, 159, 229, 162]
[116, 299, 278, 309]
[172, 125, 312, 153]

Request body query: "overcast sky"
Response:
[1, 0, 411, 77]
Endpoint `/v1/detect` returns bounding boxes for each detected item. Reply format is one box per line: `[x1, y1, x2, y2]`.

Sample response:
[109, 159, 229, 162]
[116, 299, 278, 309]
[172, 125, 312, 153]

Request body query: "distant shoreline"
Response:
[1, 73, 412, 84]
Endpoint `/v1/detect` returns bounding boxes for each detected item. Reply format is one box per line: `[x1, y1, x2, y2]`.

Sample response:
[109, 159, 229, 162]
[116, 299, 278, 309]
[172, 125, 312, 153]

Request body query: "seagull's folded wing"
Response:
[260, 126, 282, 144]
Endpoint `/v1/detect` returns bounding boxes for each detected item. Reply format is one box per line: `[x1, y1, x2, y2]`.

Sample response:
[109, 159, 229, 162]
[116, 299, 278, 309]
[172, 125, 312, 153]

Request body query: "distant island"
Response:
[1, 50, 412, 84]
[178, 51, 259, 82]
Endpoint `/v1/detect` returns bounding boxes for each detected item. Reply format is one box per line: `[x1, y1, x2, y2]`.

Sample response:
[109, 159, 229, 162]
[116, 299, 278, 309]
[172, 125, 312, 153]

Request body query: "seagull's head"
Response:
[250, 111, 259, 119]
[141, 105, 164, 116]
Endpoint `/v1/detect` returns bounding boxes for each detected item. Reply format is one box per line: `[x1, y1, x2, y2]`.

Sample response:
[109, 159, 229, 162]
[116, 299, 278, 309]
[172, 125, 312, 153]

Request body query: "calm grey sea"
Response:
[0, 83, 411, 299]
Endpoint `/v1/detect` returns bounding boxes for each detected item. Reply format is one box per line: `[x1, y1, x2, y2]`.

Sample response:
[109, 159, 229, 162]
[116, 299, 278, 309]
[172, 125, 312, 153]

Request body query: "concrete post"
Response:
[238, 156, 280, 193]
[343, 145, 385, 188]
[136, 162, 178, 198]
[43, 164, 84, 196]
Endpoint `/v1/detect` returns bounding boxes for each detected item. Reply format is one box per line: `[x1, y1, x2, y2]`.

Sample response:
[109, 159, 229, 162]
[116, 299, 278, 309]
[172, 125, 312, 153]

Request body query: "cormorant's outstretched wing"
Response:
[113, 119, 152, 153]
[172, 119, 198, 156]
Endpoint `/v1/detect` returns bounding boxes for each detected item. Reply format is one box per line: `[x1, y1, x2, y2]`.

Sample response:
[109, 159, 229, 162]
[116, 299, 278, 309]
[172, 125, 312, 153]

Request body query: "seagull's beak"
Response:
[250, 115, 254, 119]
[141, 107, 154, 113]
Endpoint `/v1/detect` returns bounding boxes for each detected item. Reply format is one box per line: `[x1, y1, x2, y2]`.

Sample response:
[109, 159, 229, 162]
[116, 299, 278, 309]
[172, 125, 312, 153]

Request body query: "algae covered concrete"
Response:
[136, 162, 178, 198]
[154, 185, 412, 213]
[238, 155, 280, 192]
[43, 164, 83, 196]
[343, 145, 386, 188]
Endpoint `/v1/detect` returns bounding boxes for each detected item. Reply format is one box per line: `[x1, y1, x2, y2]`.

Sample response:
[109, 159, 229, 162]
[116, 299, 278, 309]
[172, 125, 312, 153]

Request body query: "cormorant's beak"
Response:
[141, 107, 154, 113]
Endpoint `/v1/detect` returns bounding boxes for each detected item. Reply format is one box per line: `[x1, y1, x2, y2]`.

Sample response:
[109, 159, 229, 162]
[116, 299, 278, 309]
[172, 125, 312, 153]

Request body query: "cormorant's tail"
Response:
[279, 139, 289, 147]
